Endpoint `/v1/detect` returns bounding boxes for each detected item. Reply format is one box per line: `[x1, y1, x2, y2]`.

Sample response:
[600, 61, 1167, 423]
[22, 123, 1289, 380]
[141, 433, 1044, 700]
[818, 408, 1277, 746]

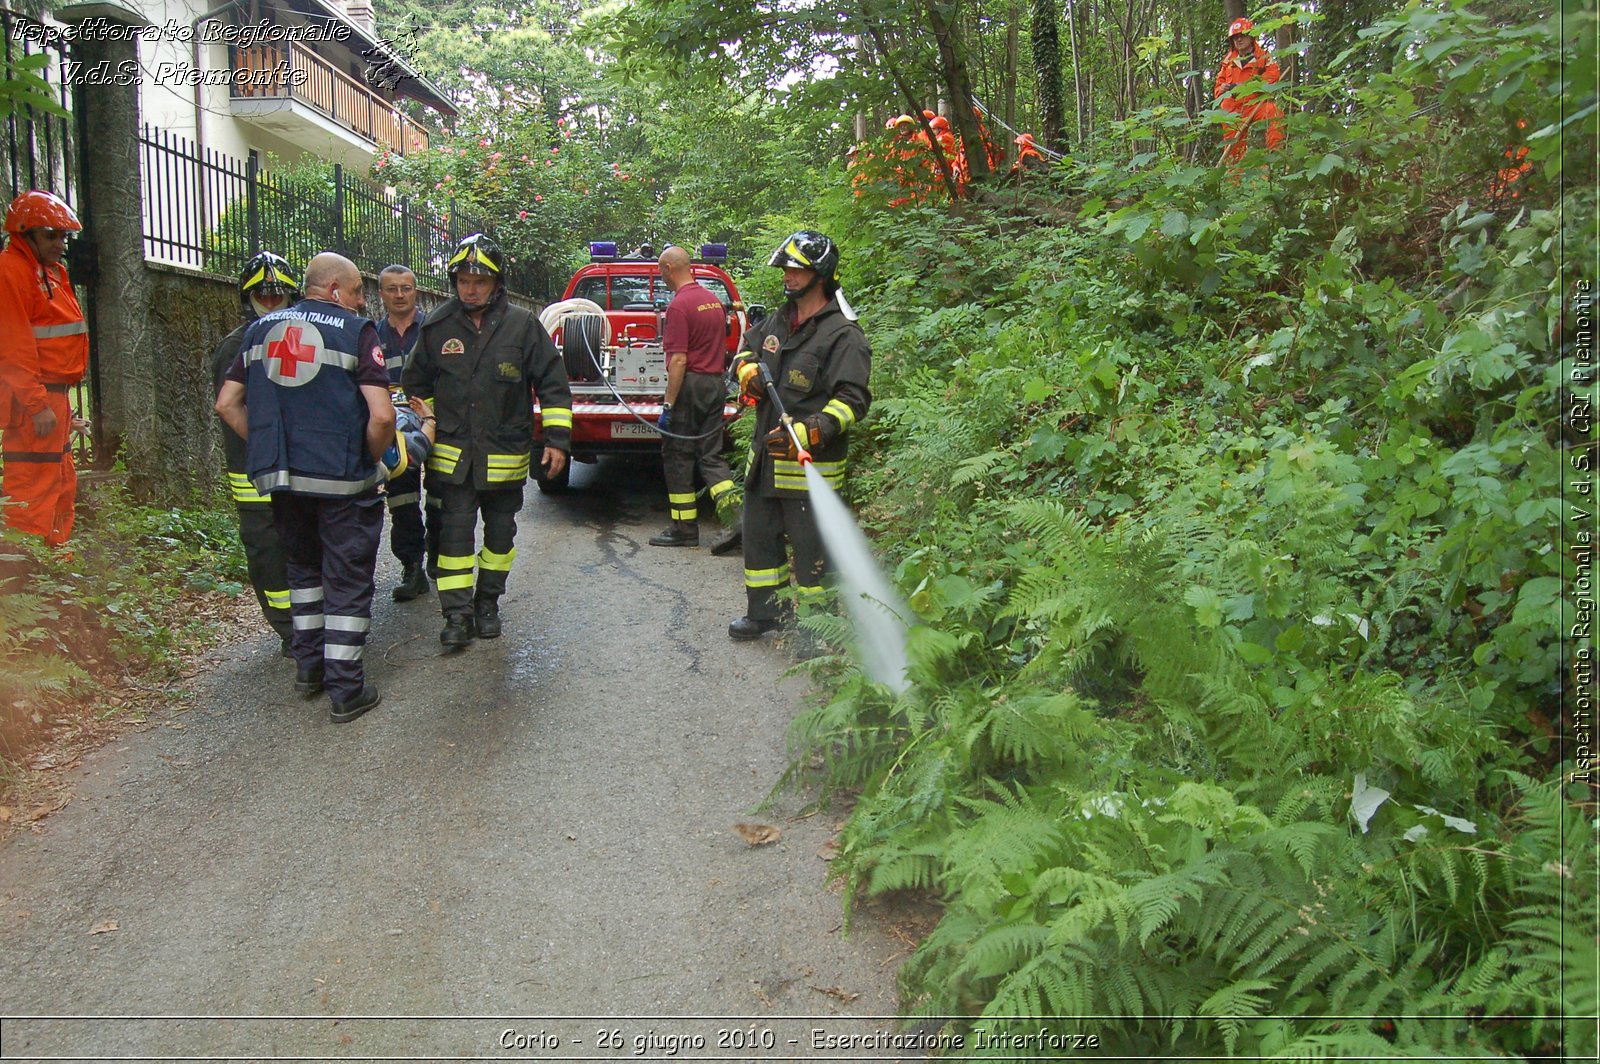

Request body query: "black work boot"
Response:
[393, 562, 430, 602]
[728, 616, 782, 641]
[294, 665, 325, 697]
[709, 507, 743, 556]
[329, 686, 381, 723]
[648, 523, 699, 547]
[440, 613, 476, 649]
[474, 597, 503, 639]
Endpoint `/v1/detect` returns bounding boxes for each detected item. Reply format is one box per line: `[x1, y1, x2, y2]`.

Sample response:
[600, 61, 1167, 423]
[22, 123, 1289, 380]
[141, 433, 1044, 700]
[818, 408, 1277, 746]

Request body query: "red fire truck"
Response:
[532, 242, 759, 492]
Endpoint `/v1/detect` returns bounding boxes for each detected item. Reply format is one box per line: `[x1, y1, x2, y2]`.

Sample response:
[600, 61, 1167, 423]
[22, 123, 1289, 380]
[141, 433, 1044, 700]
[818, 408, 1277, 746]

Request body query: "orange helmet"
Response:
[1014, 132, 1036, 146]
[930, 115, 950, 132]
[922, 109, 937, 121]
[1228, 17, 1255, 37]
[5, 190, 79, 236]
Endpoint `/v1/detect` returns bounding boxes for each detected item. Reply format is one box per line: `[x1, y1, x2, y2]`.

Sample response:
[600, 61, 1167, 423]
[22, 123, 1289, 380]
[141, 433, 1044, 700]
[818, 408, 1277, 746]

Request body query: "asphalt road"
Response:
[0, 459, 915, 1061]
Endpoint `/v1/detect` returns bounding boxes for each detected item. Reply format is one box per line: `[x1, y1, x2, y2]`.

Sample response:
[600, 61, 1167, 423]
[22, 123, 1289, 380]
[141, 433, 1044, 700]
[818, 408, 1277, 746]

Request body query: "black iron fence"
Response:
[138, 125, 537, 296]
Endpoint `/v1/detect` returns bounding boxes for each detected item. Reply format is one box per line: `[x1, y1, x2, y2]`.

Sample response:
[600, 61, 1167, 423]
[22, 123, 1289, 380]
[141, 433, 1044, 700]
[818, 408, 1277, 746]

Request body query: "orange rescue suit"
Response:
[0, 236, 87, 545]
[1214, 41, 1284, 162]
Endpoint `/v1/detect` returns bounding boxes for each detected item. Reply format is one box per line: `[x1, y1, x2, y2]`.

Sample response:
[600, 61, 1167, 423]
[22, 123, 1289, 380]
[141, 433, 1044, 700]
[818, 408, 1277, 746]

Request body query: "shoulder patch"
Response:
[442, 337, 466, 356]
[762, 334, 781, 354]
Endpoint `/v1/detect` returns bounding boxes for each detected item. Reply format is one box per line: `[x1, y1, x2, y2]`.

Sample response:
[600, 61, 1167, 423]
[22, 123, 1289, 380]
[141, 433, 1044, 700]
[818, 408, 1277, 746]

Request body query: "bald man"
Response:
[216, 251, 396, 723]
[649, 245, 738, 548]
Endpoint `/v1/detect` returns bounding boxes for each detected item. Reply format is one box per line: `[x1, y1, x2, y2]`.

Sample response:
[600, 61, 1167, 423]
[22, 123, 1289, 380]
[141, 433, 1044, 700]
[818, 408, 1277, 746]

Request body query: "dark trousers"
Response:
[741, 491, 826, 621]
[273, 492, 384, 702]
[235, 502, 293, 645]
[386, 465, 427, 566]
[662, 372, 736, 527]
[433, 480, 522, 618]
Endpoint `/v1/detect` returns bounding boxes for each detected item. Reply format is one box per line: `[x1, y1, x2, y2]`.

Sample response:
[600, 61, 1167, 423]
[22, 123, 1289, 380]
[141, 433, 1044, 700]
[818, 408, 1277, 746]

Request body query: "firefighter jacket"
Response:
[402, 290, 572, 490]
[0, 237, 87, 421]
[1213, 42, 1281, 113]
[241, 300, 384, 498]
[210, 320, 272, 507]
[732, 294, 871, 499]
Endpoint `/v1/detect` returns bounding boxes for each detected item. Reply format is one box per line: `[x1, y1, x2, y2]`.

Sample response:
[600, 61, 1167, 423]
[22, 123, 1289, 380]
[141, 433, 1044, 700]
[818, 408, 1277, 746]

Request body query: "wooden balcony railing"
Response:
[231, 43, 431, 157]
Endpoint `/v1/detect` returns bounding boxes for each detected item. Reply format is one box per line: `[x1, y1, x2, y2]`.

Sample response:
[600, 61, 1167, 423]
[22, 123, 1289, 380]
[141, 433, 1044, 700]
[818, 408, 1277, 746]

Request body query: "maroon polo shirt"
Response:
[662, 280, 727, 375]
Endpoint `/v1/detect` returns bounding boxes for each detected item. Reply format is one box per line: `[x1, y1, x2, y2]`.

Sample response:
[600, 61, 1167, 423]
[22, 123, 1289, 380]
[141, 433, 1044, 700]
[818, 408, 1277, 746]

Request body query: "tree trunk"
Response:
[1005, 0, 1019, 131]
[926, 0, 993, 182]
[1029, 0, 1065, 151]
[1067, 0, 1084, 144]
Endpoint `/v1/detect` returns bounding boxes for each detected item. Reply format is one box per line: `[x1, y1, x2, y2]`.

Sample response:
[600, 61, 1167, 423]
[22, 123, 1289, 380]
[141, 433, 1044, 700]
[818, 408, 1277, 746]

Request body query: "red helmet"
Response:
[1228, 17, 1255, 38]
[1014, 132, 1036, 146]
[930, 115, 951, 132]
[5, 190, 80, 236]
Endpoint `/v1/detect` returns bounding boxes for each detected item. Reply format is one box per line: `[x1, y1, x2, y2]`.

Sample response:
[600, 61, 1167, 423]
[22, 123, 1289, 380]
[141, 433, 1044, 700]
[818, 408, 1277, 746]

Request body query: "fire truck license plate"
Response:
[611, 422, 660, 439]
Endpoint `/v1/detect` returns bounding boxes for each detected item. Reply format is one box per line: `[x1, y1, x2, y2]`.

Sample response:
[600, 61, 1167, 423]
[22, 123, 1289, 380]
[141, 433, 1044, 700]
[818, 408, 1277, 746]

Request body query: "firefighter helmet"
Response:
[1227, 17, 1255, 38]
[447, 232, 504, 279]
[768, 231, 839, 283]
[5, 189, 80, 236]
[929, 115, 950, 133]
[239, 251, 300, 318]
[886, 114, 915, 130]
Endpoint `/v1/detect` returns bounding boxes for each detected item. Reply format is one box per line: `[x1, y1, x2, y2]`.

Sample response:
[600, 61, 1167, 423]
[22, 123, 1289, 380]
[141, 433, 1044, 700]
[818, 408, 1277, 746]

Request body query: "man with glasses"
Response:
[0, 190, 88, 546]
[376, 264, 432, 601]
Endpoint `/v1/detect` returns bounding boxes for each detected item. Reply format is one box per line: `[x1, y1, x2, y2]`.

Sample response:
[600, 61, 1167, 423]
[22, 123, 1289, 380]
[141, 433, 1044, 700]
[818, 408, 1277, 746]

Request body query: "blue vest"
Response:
[241, 299, 381, 498]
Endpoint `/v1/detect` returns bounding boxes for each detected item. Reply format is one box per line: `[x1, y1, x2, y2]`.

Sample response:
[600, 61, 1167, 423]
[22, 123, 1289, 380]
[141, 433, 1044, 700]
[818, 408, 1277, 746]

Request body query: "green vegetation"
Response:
[0, 479, 245, 790]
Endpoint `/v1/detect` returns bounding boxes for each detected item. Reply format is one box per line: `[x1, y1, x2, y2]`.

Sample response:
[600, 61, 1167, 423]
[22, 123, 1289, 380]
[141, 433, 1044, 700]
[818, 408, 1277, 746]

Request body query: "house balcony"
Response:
[229, 43, 432, 161]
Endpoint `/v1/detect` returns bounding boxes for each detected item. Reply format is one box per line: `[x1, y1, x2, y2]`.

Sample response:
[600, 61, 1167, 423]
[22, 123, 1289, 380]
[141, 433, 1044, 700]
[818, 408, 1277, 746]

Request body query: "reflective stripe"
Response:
[669, 506, 697, 521]
[485, 453, 530, 483]
[436, 552, 476, 592]
[667, 492, 697, 505]
[540, 406, 573, 430]
[2, 450, 66, 462]
[324, 644, 363, 661]
[293, 614, 325, 630]
[289, 587, 325, 604]
[437, 553, 475, 571]
[427, 442, 462, 474]
[477, 546, 516, 572]
[436, 573, 475, 591]
[708, 479, 735, 500]
[387, 441, 410, 479]
[325, 615, 371, 633]
[252, 469, 384, 496]
[744, 565, 789, 589]
[823, 398, 856, 432]
[32, 321, 86, 339]
[797, 584, 827, 601]
[243, 345, 360, 372]
[263, 588, 291, 610]
[228, 471, 271, 504]
[387, 491, 420, 507]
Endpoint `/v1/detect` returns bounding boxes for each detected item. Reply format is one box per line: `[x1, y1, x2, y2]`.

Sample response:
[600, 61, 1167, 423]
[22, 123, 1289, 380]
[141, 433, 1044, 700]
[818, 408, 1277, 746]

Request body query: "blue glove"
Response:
[657, 404, 673, 433]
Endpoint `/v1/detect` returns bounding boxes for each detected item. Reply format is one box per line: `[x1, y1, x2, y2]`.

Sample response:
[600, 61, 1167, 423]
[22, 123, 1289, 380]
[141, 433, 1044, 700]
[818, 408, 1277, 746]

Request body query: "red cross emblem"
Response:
[267, 326, 318, 378]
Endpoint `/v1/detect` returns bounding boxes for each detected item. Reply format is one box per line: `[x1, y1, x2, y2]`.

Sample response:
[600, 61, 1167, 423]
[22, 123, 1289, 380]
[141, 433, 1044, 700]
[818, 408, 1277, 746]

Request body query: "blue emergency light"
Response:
[698, 243, 728, 264]
[590, 241, 618, 262]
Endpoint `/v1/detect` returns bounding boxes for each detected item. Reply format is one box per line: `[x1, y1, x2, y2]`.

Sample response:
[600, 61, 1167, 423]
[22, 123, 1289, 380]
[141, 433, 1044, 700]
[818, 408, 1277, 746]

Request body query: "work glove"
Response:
[737, 361, 763, 404]
[764, 424, 800, 461]
[657, 403, 673, 433]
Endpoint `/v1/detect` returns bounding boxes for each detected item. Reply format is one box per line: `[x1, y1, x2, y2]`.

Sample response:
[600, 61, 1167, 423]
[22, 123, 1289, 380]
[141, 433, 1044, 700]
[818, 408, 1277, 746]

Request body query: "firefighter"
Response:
[0, 190, 88, 547]
[214, 252, 396, 723]
[1214, 17, 1284, 164]
[650, 245, 737, 548]
[375, 264, 432, 601]
[1011, 132, 1047, 174]
[209, 251, 300, 656]
[401, 233, 572, 649]
[727, 231, 871, 641]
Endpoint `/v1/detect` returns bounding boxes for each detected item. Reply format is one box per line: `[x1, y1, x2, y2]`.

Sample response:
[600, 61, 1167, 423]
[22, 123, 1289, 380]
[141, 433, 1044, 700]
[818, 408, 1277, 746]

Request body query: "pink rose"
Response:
[518, 210, 528, 219]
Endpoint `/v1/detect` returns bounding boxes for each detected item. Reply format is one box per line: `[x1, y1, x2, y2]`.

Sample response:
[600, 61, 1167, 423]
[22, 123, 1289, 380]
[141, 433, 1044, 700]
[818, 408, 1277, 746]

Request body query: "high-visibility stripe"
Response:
[485, 458, 530, 483]
[540, 407, 573, 430]
[324, 644, 363, 661]
[823, 398, 856, 432]
[669, 506, 697, 521]
[436, 574, 475, 591]
[668, 492, 697, 505]
[32, 321, 86, 339]
[797, 584, 826, 601]
[477, 546, 516, 572]
[325, 615, 370, 633]
[252, 469, 384, 496]
[242, 265, 266, 290]
[293, 614, 325, 630]
[744, 564, 789, 589]
[290, 587, 324, 604]
[228, 471, 271, 504]
[427, 442, 462, 474]
[263, 588, 291, 610]
[387, 491, 420, 507]
[2, 451, 65, 462]
[243, 346, 361, 373]
[432, 443, 463, 459]
[437, 553, 474, 570]
[783, 239, 812, 267]
[436, 552, 475, 590]
[708, 479, 735, 500]
[387, 440, 410, 479]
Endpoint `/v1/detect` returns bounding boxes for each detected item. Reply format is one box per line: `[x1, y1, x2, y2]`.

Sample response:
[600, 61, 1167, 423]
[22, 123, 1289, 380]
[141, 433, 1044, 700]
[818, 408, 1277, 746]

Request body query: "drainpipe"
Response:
[190, 1, 237, 162]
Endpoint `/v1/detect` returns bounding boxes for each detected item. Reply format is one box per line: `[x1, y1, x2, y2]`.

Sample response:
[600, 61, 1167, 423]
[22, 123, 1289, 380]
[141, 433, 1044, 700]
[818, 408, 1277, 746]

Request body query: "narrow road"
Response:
[0, 459, 913, 1060]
